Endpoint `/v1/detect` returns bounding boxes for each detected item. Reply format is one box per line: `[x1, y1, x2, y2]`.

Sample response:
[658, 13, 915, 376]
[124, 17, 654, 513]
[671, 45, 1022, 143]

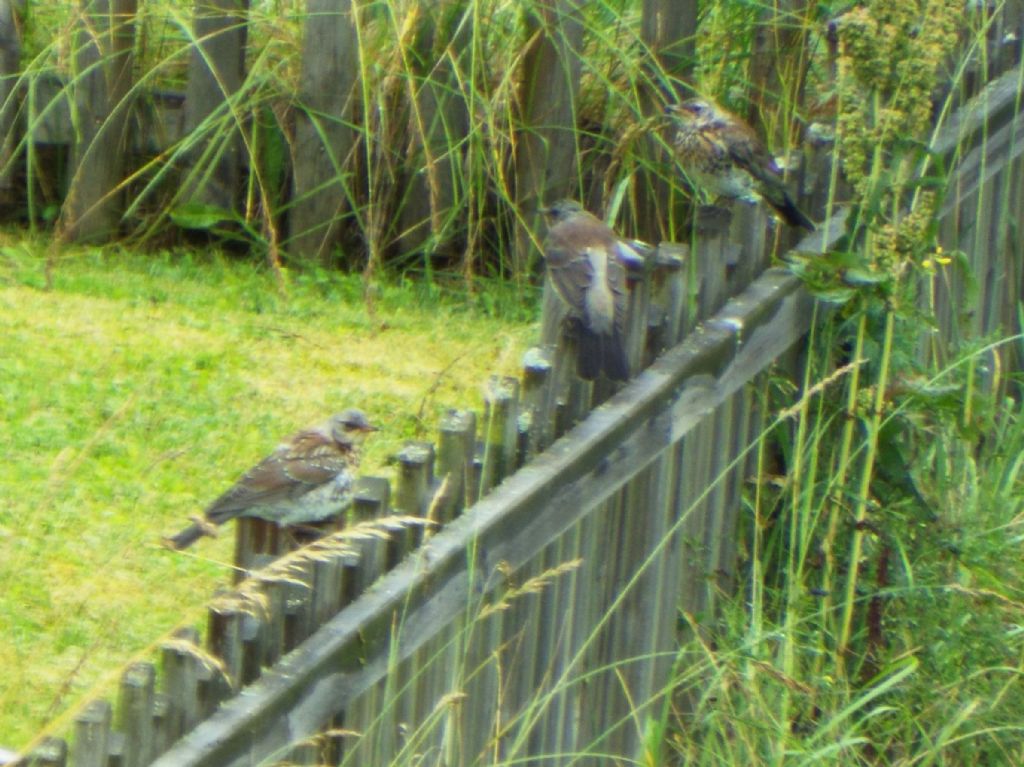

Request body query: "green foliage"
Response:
[663, 331, 1024, 764]
[664, 3, 1024, 764]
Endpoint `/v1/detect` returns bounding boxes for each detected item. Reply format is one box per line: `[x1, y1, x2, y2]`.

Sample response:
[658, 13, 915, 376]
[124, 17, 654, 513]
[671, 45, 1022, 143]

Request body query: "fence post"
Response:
[635, 0, 698, 240]
[289, 0, 360, 262]
[435, 409, 475, 521]
[117, 662, 156, 767]
[181, 0, 248, 212]
[0, 0, 20, 209]
[282, 560, 315, 653]
[233, 518, 286, 582]
[258, 577, 286, 669]
[310, 548, 347, 629]
[70, 699, 111, 767]
[396, 1, 471, 259]
[351, 477, 391, 594]
[513, 0, 586, 278]
[479, 375, 520, 494]
[394, 441, 435, 518]
[58, 0, 137, 242]
[519, 347, 554, 462]
[207, 602, 245, 694]
[160, 627, 203, 742]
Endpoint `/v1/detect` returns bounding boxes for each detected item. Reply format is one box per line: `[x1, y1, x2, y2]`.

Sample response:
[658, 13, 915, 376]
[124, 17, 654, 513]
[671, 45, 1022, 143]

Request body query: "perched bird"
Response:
[541, 199, 637, 382]
[165, 409, 376, 549]
[665, 98, 815, 230]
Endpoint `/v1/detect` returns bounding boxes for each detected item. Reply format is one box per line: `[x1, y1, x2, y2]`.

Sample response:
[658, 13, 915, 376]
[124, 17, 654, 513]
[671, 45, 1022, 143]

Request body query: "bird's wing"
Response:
[544, 239, 594, 315]
[205, 435, 350, 522]
[722, 122, 782, 188]
[612, 239, 645, 270]
[607, 255, 628, 337]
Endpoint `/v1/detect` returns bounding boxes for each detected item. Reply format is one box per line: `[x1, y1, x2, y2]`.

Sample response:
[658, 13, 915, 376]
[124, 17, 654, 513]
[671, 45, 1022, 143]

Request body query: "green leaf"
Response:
[170, 203, 237, 231]
[843, 267, 888, 286]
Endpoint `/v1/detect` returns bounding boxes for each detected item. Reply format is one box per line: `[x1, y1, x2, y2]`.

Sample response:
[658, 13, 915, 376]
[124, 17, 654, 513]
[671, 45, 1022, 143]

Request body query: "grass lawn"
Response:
[0, 232, 538, 750]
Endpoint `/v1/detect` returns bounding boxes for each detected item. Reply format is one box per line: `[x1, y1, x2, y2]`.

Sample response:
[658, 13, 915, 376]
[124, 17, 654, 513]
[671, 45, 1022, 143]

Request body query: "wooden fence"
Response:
[13, 52, 1024, 764]
[0, 0, 702, 266]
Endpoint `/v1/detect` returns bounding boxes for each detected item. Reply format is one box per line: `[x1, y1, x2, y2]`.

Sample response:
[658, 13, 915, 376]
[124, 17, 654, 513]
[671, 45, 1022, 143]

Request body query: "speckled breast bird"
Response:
[165, 409, 376, 549]
[542, 200, 638, 382]
[666, 98, 814, 230]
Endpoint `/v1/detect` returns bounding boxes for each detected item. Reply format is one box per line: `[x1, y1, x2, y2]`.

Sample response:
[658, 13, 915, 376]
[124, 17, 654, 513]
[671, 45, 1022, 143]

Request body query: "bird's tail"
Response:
[577, 327, 630, 382]
[163, 519, 216, 550]
[767, 188, 815, 230]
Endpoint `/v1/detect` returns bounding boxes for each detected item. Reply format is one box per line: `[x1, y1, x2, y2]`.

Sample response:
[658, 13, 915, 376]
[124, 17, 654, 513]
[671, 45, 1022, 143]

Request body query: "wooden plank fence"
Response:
[1, 0, 1019, 263]
[12, 56, 1024, 763]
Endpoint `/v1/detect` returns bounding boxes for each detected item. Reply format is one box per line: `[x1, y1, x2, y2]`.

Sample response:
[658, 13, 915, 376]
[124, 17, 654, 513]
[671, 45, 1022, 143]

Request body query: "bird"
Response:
[665, 98, 815, 230]
[165, 409, 377, 550]
[541, 199, 637, 382]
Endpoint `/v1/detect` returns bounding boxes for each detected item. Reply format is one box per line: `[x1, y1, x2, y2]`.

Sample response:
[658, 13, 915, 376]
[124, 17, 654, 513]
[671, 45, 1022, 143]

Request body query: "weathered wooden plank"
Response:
[71, 699, 111, 767]
[513, 0, 586, 275]
[633, 1, 697, 240]
[546, 524, 584, 759]
[149, 693, 170, 759]
[938, 103, 1024, 219]
[931, 66, 1024, 158]
[238, 610, 264, 687]
[0, 0, 20, 207]
[58, 0, 137, 242]
[196, 645, 231, 720]
[393, 441, 435, 518]
[462, 601, 504, 760]
[207, 603, 245, 693]
[479, 375, 520, 494]
[345, 481, 396, 609]
[728, 204, 769, 290]
[159, 627, 203, 743]
[233, 518, 286, 582]
[434, 409, 475, 522]
[257, 578, 285, 670]
[310, 550, 346, 630]
[396, 1, 471, 259]
[499, 550, 543, 749]
[288, 0, 360, 262]
[282, 560, 315, 653]
[351, 476, 390, 523]
[466, 439, 484, 507]
[181, 0, 249, 211]
[117, 662, 156, 767]
[149, 258, 832, 766]
[22, 736, 68, 767]
[519, 347, 554, 463]
[643, 245, 688, 365]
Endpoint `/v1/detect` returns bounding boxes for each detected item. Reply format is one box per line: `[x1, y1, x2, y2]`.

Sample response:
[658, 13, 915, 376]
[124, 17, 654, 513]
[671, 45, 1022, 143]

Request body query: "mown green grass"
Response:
[0, 231, 537, 749]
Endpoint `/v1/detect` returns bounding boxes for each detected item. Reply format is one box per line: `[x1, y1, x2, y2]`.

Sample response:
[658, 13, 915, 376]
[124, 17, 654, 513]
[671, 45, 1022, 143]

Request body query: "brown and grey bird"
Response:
[541, 200, 637, 382]
[165, 409, 376, 550]
[665, 98, 814, 230]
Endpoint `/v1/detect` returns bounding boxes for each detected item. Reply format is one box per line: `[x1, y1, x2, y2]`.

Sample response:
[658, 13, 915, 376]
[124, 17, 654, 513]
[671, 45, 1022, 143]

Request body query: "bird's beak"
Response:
[665, 103, 696, 118]
[361, 423, 379, 433]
